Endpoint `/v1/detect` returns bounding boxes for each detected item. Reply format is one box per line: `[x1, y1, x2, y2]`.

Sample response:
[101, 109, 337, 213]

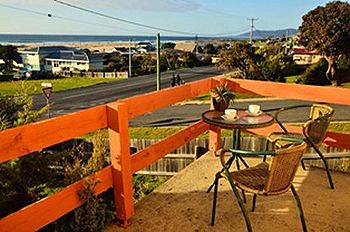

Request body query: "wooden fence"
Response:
[132, 137, 350, 176]
[1, 76, 350, 231]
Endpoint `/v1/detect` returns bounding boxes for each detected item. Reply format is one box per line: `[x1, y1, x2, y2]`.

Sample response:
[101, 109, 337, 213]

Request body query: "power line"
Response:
[0, 3, 48, 17]
[54, 0, 198, 35]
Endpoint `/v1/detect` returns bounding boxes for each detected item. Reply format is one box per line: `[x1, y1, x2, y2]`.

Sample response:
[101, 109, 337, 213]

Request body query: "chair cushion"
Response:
[230, 162, 269, 192]
[268, 132, 305, 148]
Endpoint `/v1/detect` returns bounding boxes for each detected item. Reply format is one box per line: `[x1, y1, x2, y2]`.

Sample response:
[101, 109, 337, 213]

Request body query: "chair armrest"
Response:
[271, 136, 304, 144]
[228, 149, 276, 156]
[275, 104, 311, 132]
[220, 149, 275, 169]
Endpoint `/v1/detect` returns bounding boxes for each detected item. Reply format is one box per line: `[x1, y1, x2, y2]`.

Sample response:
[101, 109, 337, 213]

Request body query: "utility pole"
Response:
[156, 33, 161, 91]
[195, 34, 198, 56]
[248, 18, 258, 43]
[128, 39, 132, 78]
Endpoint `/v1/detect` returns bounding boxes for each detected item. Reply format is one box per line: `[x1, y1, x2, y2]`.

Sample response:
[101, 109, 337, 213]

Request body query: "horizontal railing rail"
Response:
[1, 76, 350, 230]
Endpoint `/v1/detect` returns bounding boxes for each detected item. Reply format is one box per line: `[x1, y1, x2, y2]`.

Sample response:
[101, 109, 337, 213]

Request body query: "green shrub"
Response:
[299, 58, 331, 85]
[132, 174, 163, 201]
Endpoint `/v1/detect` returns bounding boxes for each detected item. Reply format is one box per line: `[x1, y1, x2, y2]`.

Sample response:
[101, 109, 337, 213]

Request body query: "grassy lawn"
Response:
[328, 122, 350, 133]
[0, 77, 120, 96]
[343, 82, 350, 88]
[286, 75, 301, 83]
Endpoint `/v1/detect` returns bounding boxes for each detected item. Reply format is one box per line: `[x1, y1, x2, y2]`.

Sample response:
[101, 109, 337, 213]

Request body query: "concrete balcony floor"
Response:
[105, 152, 350, 232]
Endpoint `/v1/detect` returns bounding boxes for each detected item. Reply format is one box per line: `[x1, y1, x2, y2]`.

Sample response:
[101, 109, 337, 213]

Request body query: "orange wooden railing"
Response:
[1, 76, 350, 231]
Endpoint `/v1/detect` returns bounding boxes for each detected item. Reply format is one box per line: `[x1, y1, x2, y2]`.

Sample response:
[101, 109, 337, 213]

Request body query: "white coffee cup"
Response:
[224, 109, 237, 119]
[248, 105, 260, 114]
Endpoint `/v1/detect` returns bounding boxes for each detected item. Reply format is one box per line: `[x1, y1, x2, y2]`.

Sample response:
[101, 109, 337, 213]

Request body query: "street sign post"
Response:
[41, 82, 53, 118]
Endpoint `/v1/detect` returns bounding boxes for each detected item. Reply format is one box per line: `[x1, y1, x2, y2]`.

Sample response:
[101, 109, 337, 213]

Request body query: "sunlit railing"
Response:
[1, 76, 350, 231]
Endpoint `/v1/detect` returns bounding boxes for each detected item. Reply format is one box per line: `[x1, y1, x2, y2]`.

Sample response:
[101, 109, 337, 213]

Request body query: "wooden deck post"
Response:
[107, 103, 134, 226]
[209, 92, 221, 153]
[209, 125, 221, 153]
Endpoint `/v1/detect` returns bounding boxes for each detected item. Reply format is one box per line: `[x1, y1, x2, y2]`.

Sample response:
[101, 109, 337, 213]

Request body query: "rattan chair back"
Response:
[265, 142, 307, 194]
[304, 104, 334, 146]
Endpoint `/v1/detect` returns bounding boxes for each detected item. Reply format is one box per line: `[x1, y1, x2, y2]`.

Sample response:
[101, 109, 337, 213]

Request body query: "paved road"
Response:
[33, 66, 224, 116]
[129, 99, 350, 127]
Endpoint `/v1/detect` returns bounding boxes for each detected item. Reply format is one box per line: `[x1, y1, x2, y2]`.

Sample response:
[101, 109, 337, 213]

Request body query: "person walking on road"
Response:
[176, 73, 184, 86]
[170, 74, 176, 87]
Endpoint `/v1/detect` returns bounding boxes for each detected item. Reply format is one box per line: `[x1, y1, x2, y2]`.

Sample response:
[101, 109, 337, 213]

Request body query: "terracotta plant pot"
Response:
[212, 98, 230, 112]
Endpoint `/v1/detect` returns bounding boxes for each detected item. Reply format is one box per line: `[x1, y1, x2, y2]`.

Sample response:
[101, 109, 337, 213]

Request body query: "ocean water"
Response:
[0, 34, 209, 45]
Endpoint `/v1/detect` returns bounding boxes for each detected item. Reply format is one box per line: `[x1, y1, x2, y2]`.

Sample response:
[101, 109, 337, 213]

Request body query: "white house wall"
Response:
[21, 53, 41, 71]
[48, 60, 91, 73]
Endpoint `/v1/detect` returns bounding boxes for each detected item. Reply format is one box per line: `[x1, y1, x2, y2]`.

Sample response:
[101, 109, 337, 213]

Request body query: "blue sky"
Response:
[0, 0, 332, 35]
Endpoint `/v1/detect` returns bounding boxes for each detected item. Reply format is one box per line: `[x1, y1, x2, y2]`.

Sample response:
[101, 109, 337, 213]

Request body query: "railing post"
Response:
[107, 103, 134, 227]
[209, 126, 221, 153]
[209, 92, 221, 153]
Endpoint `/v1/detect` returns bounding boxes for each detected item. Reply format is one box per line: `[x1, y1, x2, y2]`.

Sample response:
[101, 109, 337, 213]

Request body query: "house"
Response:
[174, 42, 197, 53]
[135, 42, 155, 53]
[292, 46, 322, 65]
[19, 46, 105, 74]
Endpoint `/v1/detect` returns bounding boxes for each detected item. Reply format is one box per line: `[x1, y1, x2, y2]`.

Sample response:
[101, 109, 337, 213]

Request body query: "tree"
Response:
[298, 1, 350, 85]
[203, 43, 216, 54]
[218, 41, 261, 79]
[299, 58, 331, 86]
[178, 52, 200, 68]
[161, 49, 179, 70]
[0, 45, 21, 72]
[0, 81, 47, 130]
[140, 54, 156, 74]
[161, 42, 175, 50]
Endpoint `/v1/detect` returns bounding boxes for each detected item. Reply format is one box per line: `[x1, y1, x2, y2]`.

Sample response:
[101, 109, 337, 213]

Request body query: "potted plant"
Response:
[211, 83, 235, 112]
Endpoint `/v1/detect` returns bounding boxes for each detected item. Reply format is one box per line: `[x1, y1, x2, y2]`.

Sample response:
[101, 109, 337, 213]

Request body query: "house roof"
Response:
[20, 46, 74, 54]
[292, 47, 320, 55]
[20, 46, 104, 63]
[46, 50, 89, 62]
[174, 42, 196, 52]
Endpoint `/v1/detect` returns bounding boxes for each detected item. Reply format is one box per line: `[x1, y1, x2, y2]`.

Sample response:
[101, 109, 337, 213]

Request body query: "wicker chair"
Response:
[267, 104, 335, 189]
[210, 137, 308, 232]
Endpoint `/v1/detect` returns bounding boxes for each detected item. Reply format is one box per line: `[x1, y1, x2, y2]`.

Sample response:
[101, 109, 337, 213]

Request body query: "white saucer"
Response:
[221, 115, 239, 121]
[245, 110, 263, 117]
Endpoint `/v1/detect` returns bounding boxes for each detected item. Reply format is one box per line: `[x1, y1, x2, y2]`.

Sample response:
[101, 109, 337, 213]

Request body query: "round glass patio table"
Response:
[201, 109, 274, 130]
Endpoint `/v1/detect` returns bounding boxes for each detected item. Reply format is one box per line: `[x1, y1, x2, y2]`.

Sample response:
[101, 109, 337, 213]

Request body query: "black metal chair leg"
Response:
[301, 158, 307, 170]
[251, 194, 257, 212]
[207, 156, 235, 193]
[235, 157, 247, 203]
[263, 138, 269, 162]
[291, 185, 308, 232]
[228, 178, 252, 232]
[237, 154, 250, 168]
[311, 144, 335, 189]
[207, 172, 219, 193]
[211, 177, 219, 226]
